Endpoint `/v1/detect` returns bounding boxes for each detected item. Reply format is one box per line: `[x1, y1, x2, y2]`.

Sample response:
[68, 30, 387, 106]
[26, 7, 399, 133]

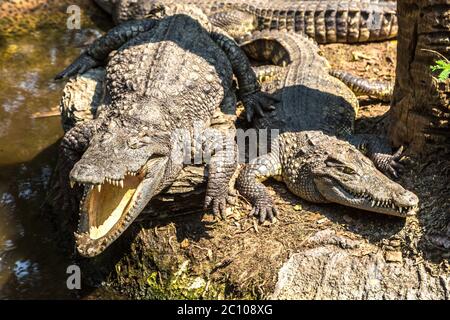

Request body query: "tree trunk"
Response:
[389, 0, 450, 153]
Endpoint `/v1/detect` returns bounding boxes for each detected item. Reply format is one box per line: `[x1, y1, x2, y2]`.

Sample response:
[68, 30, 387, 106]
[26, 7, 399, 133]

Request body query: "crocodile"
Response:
[54, 5, 276, 257]
[94, 0, 398, 44]
[235, 31, 418, 222]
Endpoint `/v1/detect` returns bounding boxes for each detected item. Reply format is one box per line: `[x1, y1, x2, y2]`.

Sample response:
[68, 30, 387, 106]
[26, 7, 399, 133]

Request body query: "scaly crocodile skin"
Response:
[95, 0, 398, 43]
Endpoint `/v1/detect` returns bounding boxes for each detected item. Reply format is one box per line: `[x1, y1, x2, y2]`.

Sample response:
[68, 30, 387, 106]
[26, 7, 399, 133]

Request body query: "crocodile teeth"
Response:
[70, 180, 75, 188]
[97, 184, 102, 192]
[371, 200, 375, 207]
[89, 185, 94, 191]
[120, 180, 124, 188]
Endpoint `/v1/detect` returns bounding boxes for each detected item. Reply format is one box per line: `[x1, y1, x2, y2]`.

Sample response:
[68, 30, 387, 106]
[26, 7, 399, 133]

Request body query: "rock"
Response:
[272, 231, 448, 300]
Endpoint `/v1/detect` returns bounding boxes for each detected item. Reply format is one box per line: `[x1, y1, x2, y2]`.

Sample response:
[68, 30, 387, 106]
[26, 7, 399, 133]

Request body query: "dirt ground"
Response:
[99, 40, 449, 299]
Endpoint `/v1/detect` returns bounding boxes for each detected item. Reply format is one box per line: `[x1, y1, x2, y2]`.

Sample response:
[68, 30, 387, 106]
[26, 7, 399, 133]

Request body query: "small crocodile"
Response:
[235, 31, 418, 222]
[95, 0, 398, 44]
[54, 5, 276, 256]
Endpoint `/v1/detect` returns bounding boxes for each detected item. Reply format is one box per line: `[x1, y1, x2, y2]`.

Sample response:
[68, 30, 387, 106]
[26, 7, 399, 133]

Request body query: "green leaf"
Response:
[431, 59, 450, 81]
[439, 68, 450, 81]
[431, 65, 441, 72]
[435, 60, 448, 68]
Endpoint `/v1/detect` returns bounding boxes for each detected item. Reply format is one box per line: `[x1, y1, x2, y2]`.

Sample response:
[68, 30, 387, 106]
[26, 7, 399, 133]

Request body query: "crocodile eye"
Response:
[342, 167, 356, 174]
[325, 158, 345, 167]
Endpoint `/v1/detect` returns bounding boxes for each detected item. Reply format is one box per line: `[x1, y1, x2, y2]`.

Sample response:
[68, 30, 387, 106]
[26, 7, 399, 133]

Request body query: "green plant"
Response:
[422, 49, 450, 81]
[430, 59, 450, 81]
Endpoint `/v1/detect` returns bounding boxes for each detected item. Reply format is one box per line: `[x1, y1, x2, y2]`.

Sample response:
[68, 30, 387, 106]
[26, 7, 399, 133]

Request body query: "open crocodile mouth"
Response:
[82, 171, 144, 238]
[73, 168, 148, 257]
[71, 156, 168, 257]
[318, 178, 419, 217]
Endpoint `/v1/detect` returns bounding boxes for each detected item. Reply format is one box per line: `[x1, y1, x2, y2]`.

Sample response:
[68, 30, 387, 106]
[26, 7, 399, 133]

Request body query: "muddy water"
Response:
[0, 20, 112, 298]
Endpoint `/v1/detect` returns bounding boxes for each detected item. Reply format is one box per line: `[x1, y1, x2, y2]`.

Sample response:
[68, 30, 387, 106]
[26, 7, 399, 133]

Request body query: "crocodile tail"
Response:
[243, 1, 397, 44]
[239, 31, 292, 66]
[239, 30, 328, 70]
[330, 69, 394, 102]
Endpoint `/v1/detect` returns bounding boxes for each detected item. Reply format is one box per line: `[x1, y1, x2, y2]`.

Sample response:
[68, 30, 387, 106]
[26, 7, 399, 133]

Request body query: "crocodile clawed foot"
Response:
[55, 53, 100, 80]
[373, 146, 406, 179]
[389, 146, 406, 178]
[203, 194, 227, 221]
[205, 189, 238, 220]
[242, 92, 279, 122]
[251, 203, 279, 223]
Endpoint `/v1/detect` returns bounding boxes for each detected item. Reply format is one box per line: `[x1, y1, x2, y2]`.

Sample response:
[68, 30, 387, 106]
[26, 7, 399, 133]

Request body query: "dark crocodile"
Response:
[54, 5, 276, 257]
[95, 0, 398, 44]
[235, 31, 418, 222]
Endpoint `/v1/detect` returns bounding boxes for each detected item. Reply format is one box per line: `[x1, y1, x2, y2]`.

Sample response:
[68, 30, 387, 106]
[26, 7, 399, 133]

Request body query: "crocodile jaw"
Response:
[73, 157, 167, 257]
[315, 177, 419, 217]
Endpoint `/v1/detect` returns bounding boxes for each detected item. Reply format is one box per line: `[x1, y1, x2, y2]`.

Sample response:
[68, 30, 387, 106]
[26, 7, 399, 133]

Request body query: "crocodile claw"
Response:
[251, 203, 279, 223]
[204, 195, 227, 219]
[55, 53, 100, 80]
[374, 146, 405, 178]
[204, 189, 236, 220]
[242, 92, 279, 122]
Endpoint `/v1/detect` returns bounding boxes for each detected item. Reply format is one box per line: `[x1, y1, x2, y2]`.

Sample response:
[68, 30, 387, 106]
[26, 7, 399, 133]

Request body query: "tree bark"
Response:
[389, 0, 450, 153]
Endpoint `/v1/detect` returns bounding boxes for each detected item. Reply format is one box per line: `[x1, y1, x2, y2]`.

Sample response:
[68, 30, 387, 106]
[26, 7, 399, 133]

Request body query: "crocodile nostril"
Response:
[397, 190, 419, 206]
[70, 163, 104, 183]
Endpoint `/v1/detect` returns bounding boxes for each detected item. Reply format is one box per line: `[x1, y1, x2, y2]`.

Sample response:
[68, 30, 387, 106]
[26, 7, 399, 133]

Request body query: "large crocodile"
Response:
[54, 5, 276, 257]
[95, 0, 398, 44]
[235, 31, 418, 222]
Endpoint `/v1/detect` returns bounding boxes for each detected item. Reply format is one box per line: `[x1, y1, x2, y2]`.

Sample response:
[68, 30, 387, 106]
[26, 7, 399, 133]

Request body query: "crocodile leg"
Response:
[210, 29, 278, 122]
[236, 151, 281, 223]
[203, 130, 238, 219]
[55, 19, 158, 79]
[219, 87, 238, 116]
[58, 120, 97, 211]
[348, 134, 405, 178]
[330, 69, 393, 102]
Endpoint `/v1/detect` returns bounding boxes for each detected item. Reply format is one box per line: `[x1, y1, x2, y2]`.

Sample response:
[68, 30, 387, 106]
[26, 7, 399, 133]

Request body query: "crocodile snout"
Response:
[395, 188, 419, 207]
[70, 163, 105, 185]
